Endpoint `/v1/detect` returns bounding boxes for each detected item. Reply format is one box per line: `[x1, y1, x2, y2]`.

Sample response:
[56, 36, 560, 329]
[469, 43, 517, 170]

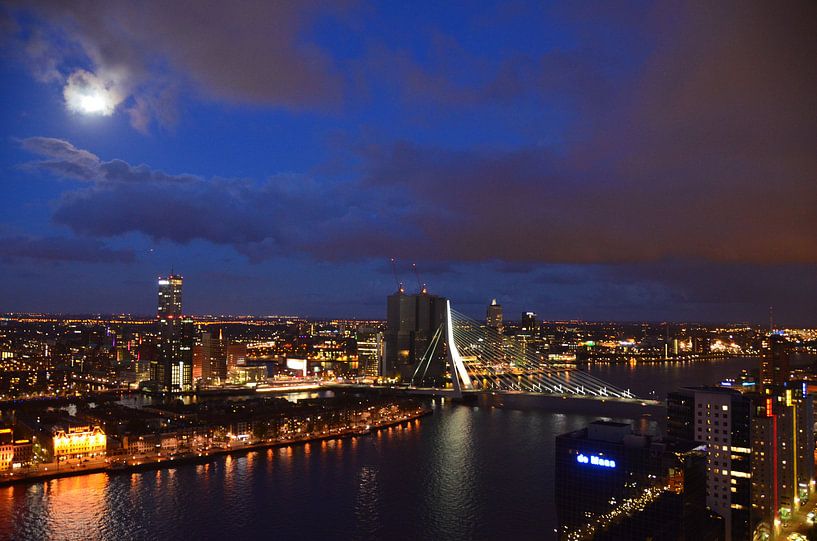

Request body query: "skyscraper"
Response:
[486, 299, 503, 332]
[150, 274, 193, 392]
[382, 287, 447, 383]
[199, 330, 227, 383]
[759, 333, 790, 393]
[520, 311, 538, 337]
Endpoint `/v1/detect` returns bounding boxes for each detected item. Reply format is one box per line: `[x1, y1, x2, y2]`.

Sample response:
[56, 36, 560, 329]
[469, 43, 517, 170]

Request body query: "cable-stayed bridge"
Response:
[410, 301, 639, 403]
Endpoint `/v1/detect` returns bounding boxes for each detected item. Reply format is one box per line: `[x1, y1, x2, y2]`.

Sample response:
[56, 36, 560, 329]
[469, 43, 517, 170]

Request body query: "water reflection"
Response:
[0, 362, 758, 541]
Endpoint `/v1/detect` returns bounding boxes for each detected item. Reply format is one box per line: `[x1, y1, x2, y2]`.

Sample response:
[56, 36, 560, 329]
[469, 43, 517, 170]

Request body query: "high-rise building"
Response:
[692, 387, 753, 541]
[555, 420, 721, 540]
[751, 385, 814, 539]
[150, 274, 193, 392]
[486, 299, 503, 332]
[520, 311, 538, 337]
[198, 330, 227, 383]
[667, 383, 816, 540]
[382, 288, 447, 382]
[759, 334, 790, 393]
[356, 327, 381, 379]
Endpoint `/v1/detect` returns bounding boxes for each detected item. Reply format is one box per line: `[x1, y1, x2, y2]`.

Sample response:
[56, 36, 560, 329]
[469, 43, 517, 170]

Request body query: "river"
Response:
[0, 357, 764, 540]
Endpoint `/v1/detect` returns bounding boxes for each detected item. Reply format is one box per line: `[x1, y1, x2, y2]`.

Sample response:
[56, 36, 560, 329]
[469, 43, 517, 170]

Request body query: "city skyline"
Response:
[1, 2, 816, 324]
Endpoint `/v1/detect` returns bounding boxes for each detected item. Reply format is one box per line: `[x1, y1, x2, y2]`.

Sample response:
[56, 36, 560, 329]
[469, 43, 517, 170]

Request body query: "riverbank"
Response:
[0, 407, 432, 487]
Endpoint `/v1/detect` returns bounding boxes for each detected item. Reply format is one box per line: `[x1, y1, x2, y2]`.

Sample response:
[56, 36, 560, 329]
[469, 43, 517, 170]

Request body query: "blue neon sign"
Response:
[577, 453, 616, 468]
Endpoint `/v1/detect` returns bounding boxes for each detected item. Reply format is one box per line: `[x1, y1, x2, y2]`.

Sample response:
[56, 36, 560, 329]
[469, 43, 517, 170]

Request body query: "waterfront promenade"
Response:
[0, 405, 431, 487]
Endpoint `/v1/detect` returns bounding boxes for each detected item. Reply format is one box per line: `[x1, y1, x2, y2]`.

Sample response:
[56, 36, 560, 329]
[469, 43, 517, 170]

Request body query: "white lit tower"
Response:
[150, 274, 193, 392]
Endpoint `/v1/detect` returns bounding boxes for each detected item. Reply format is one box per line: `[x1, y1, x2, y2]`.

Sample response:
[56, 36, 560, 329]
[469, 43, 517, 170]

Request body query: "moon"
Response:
[79, 93, 110, 115]
[63, 69, 120, 116]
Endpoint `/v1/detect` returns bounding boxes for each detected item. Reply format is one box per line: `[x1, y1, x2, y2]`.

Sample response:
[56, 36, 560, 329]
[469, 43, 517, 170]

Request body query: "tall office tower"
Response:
[486, 299, 503, 332]
[520, 311, 538, 337]
[199, 331, 227, 383]
[356, 327, 381, 378]
[555, 420, 721, 540]
[693, 388, 753, 541]
[751, 386, 814, 539]
[759, 334, 790, 393]
[150, 274, 193, 392]
[382, 288, 447, 382]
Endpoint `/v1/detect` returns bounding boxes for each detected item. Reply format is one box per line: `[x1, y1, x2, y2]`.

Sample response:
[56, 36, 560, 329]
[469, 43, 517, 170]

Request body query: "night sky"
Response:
[1, 1, 816, 324]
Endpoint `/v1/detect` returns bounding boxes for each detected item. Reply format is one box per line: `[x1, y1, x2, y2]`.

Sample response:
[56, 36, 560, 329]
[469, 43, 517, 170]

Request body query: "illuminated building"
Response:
[198, 331, 227, 383]
[150, 274, 193, 392]
[668, 383, 816, 540]
[356, 327, 381, 378]
[228, 365, 267, 385]
[520, 311, 538, 337]
[382, 288, 447, 382]
[226, 343, 248, 370]
[49, 425, 106, 459]
[192, 344, 204, 380]
[759, 334, 790, 393]
[692, 388, 752, 541]
[486, 299, 503, 332]
[555, 420, 721, 540]
[751, 385, 814, 539]
[0, 428, 12, 470]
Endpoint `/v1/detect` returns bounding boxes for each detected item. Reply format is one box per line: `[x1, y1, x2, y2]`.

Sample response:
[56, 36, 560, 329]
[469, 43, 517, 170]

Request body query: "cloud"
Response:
[5, 1, 348, 130]
[20, 137, 382, 261]
[0, 235, 134, 263]
[63, 68, 125, 116]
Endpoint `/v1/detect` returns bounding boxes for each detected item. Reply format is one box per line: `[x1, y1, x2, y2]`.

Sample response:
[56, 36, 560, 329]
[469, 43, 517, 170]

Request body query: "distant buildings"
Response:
[150, 274, 193, 392]
[486, 299, 503, 332]
[356, 327, 381, 378]
[382, 288, 447, 382]
[520, 311, 538, 337]
[197, 331, 227, 383]
[226, 343, 248, 370]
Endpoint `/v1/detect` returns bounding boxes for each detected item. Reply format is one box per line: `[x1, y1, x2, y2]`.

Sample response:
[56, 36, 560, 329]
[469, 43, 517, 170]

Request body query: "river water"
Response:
[0, 357, 763, 540]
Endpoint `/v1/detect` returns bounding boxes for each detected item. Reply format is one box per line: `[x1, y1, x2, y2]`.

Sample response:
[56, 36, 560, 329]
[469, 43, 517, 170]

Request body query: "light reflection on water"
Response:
[0, 360, 758, 540]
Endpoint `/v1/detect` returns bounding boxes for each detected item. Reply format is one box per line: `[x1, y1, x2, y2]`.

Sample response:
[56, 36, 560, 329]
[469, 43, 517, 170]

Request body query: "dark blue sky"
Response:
[1, 1, 816, 324]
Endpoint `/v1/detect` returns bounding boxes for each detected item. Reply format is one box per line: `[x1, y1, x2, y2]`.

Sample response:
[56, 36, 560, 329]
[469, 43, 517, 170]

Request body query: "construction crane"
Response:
[412, 262, 427, 294]
[390, 257, 404, 293]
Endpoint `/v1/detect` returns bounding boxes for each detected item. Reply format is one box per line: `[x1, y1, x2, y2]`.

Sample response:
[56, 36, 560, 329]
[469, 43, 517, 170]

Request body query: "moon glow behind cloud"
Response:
[63, 69, 122, 116]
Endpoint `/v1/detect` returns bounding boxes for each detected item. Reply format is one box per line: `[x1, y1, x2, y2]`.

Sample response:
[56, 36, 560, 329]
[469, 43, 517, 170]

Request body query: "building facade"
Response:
[382, 289, 447, 382]
[150, 274, 193, 392]
[555, 420, 720, 540]
[667, 383, 816, 540]
[486, 299, 503, 332]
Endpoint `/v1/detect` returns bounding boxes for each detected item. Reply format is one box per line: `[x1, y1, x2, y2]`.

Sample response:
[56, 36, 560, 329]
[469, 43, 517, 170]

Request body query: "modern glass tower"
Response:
[150, 274, 193, 392]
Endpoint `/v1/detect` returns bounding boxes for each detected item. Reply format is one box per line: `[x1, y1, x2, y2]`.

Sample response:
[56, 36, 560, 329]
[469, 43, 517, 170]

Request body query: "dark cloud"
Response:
[0, 235, 134, 263]
[20, 137, 397, 261]
[5, 1, 349, 130]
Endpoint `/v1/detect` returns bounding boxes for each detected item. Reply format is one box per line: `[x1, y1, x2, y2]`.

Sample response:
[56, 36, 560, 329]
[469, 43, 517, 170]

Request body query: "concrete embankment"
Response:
[0, 409, 432, 488]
